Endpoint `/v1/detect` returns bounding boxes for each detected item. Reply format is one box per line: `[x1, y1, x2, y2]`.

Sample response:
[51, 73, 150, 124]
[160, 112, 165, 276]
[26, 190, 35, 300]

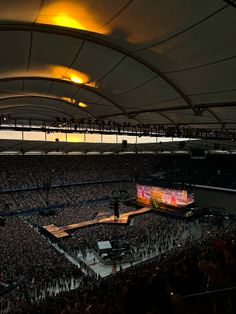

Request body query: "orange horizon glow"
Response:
[66, 134, 85, 142]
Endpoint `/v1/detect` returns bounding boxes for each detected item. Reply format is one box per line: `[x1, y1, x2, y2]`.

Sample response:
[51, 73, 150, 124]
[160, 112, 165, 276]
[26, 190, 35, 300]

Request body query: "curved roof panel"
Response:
[0, 0, 235, 131]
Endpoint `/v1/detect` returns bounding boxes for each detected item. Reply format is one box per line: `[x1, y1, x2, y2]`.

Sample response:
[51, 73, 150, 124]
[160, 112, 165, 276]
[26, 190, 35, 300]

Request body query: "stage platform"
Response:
[43, 207, 151, 239]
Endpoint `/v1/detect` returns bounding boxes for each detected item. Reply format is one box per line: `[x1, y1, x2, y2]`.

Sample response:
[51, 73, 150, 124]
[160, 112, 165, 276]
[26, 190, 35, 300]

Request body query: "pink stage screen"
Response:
[136, 184, 194, 208]
[136, 184, 151, 205]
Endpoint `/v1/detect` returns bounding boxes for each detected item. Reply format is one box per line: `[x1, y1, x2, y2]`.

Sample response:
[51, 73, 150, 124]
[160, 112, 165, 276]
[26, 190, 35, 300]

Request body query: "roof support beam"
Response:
[0, 104, 74, 119]
[155, 112, 176, 125]
[0, 94, 97, 118]
[100, 101, 236, 120]
[0, 76, 126, 116]
[207, 108, 224, 126]
[0, 23, 196, 114]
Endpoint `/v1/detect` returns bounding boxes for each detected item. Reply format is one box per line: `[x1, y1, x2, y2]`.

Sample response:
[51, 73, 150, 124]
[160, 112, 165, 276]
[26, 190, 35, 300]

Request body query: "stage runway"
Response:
[43, 207, 151, 239]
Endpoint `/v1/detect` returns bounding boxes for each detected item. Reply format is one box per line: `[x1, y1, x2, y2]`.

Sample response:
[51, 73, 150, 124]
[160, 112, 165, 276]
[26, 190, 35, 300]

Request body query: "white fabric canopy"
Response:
[0, 0, 235, 129]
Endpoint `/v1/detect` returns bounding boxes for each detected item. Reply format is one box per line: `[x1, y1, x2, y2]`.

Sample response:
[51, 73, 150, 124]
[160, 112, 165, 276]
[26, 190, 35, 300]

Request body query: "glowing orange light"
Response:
[53, 13, 84, 29]
[70, 76, 84, 84]
[79, 102, 87, 108]
[86, 81, 98, 88]
[59, 67, 90, 85]
[61, 97, 76, 104]
[37, 2, 109, 34]
[3, 65, 97, 88]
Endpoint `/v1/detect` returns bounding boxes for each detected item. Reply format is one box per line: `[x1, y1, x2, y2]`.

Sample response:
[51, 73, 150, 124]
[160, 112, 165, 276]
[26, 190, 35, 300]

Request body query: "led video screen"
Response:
[136, 184, 194, 208]
[136, 184, 151, 205]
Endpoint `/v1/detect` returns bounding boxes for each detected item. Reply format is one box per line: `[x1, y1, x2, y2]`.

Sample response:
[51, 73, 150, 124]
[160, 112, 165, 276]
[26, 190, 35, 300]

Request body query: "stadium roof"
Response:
[0, 1, 236, 134]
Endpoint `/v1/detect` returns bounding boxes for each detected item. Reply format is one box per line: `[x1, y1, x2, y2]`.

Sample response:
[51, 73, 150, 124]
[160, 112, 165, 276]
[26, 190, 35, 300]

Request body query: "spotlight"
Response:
[70, 76, 83, 84]
[79, 102, 87, 108]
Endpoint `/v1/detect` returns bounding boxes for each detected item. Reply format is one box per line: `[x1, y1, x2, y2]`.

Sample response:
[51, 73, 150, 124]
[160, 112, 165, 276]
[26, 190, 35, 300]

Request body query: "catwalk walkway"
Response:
[43, 207, 151, 238]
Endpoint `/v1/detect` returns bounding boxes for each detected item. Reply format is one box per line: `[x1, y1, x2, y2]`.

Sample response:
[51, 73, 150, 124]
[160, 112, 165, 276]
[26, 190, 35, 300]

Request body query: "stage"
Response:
[43, 207, 151, 239]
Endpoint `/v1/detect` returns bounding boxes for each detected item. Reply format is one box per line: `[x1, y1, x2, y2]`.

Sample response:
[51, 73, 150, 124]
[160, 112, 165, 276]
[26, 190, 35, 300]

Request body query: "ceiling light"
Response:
[53, 14, 82, 30]
[61, 97, 76, 104]
[61, 75, 84, 84]
[70, 76, 83, 84]
[79, 102, 87, 108]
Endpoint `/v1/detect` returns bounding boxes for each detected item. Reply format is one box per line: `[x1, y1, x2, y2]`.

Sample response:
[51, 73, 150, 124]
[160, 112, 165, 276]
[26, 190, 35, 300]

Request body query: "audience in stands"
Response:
[0, 155, 235, 314]
[0, 217, 83, 314]
[1, 219, 233, 314]
[0, 155, 158, 190]
[0, 182, 135, 212]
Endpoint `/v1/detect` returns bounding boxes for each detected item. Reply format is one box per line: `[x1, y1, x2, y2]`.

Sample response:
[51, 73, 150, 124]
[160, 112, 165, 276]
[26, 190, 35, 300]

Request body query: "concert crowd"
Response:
[0, 155, 235, 314]
[60, 214, 201, 264]
[0, 217, 84, 314]
[0, 155, 158, 190]
[0, 182, 135, 213]
[0, 217, 234, 314]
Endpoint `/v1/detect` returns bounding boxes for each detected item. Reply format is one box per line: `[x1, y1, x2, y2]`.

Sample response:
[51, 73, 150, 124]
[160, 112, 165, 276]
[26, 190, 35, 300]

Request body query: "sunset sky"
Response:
[0, 130, 188, 144]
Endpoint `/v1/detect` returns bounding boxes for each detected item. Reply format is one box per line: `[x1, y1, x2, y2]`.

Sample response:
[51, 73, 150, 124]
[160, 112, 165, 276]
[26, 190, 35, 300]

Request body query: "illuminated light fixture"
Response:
[79, 102, 87, 108]
[61, 97, 76, 104]
[25, 64, 97, 88]
[53, 14, 83, 30]
[61, 75, 81, 84]
[70, 76, 84, 84]
[37, 3, 109, 35]
[61, 74, 86, 85]
[62, 75, 97, 88]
